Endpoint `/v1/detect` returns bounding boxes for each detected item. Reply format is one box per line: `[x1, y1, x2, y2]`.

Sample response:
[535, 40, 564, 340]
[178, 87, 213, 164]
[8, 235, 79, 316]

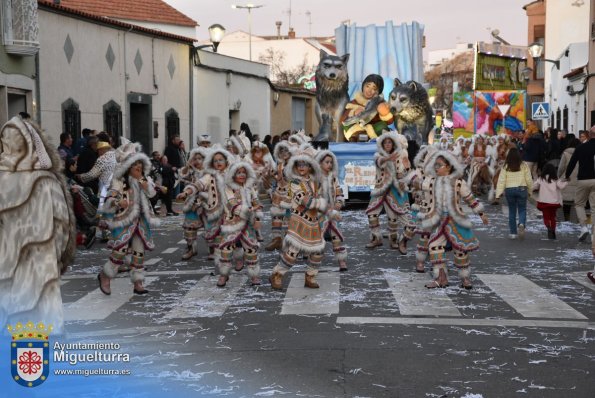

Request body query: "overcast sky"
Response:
[164, 0, 528, 55]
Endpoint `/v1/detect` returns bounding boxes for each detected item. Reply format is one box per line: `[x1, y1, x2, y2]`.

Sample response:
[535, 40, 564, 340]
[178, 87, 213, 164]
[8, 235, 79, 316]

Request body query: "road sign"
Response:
[531, 102, 550, 120]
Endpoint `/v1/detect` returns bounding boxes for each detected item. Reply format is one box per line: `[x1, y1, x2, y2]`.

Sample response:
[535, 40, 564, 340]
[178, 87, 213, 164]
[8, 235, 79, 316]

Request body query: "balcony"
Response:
[1, 0, 40, 56]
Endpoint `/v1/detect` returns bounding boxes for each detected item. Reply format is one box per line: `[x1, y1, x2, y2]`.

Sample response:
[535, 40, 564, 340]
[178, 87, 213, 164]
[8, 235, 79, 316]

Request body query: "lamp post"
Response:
[195, 24, 226, 52]
[527, 42, 560, 69]
[232, 3, 264, 61]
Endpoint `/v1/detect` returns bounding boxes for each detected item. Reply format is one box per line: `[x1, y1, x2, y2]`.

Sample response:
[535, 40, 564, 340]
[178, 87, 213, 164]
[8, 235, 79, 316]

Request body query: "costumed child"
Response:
[532, 163, 567, 240]
[248, 142, 276, 241]
[269, 149, 327, 290]
[407, 145, 437, 273]
[365, 132, 416, 253]
[176, 147, 211, 260]
[410, 150, 489, 289]
[98, 142, 159, 295]
[217, 161, 263, 287]
[265, 141, 294, 251]
[181, 145, 233, 263]
[341, 74, 393, 142]
[316, 149, 347, 271]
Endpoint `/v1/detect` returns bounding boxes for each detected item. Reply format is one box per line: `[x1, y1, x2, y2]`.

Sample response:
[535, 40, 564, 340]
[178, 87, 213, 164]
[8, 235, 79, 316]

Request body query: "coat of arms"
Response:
[8, 322, 52, 387]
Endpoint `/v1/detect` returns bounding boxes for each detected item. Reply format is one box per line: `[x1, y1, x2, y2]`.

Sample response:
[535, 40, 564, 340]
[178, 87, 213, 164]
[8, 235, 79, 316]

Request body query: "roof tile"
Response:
[57, 0, 197, 27]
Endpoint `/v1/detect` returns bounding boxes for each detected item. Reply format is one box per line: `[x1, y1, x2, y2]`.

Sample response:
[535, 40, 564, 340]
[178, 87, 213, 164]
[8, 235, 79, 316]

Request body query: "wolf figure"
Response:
[314, 50, 350, 142]
[388, 79, 433, 145]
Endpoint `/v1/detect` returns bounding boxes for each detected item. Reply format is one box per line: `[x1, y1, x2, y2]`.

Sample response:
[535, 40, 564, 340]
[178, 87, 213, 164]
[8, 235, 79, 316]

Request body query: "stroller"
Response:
[71, 185, 99, 249]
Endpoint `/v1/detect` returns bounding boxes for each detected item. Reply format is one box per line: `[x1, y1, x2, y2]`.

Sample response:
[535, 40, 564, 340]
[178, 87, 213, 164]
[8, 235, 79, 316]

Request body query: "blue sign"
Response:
[531, 102, 550, 120]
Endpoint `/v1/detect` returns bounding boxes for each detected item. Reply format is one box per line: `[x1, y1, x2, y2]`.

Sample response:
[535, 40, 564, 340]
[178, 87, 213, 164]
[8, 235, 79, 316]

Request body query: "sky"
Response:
[163, 0, 528, 55]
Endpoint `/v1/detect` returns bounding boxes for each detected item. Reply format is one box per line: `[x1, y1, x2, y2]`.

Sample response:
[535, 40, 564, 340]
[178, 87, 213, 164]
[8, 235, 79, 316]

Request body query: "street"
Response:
[22, 201, 595, 397]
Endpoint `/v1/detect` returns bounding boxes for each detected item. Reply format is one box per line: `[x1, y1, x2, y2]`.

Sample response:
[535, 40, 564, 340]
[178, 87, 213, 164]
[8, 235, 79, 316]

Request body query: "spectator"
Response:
[164, 134, 182, 170]
[76, 135, 100, 193]
[75, 128, 93, 156]
[271, 135, 280, 149]
[280, 130, 290, 141]
[240, 122, 253, 142]
[263, 134, 273, 153]
[521, 128, 546, 179]
[57, 132, 75, 164]
[159, 155, 177, 216]
[565, 125, 595, 242]
[558, 137, 580, 220]
[578, 130, 589, 144]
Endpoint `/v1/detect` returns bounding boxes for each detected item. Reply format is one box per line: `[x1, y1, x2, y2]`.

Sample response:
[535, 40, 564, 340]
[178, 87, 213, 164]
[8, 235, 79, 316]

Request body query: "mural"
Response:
[453, 91, 475, 137]
[474, 90, 526, 135]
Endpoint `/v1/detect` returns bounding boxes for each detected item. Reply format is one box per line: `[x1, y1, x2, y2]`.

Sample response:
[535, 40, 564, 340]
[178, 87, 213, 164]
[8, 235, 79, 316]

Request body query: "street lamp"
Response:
[232, 3, 264, 61]
[195, 24, 226, 52]
[527, 42, 560, 69]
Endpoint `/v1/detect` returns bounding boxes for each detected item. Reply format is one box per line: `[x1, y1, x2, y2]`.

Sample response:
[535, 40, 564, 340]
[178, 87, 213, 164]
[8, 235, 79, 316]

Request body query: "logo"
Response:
[8, 322, 52, 387]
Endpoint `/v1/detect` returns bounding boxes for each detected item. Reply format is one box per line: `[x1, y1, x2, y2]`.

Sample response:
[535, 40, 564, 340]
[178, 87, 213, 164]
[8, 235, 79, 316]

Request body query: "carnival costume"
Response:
[0, 116, 76, 333]
[365, 132, 415, 252]
[411, 150, 487, 289]
[217, 161, 263, 287]
[468, 134, 493, 195]
[77, 146, 116, 206]
[189, 145, 233, 263]
[265, 141, 294, 251]
[269, 150, 327, 290]
[316, 150, 347, 271]
[178, 147, 211, 260]
[409, 145, 438, 272]
[98, 141, 159, 295]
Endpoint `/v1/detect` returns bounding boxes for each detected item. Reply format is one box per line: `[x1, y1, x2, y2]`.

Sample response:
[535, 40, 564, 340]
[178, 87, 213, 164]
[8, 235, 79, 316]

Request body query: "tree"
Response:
[258, 47, 315, 86]
[424, 51, 474, 114]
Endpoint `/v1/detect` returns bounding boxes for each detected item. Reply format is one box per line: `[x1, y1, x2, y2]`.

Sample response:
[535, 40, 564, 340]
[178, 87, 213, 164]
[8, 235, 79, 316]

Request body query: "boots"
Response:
[181, 245, 195, 260]
[547, 228, 556, 240]
[398, 236, 408, 255]
[304, 273, 319, 289]
[265, 237, 283, 251]
[365, 234, 383, 249]
[426, 267, 449, 289]
[338, 260, 348, 272]
[269, 271, 284, 290]
[389, 233, 399, 250]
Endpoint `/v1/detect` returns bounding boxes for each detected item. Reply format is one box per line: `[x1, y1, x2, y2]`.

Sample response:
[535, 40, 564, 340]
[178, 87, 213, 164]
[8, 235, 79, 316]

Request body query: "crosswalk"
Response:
[60, 270, 594, 330]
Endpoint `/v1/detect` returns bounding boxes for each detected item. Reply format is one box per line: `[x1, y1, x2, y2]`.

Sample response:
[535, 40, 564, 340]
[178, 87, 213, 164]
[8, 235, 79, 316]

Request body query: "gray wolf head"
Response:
[316, 50, 349, 88]
[388, 79, 430, 114]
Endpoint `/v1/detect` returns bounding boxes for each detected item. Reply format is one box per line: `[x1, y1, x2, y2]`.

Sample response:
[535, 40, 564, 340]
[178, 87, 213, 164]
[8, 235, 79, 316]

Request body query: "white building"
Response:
[37, 0, 194, 153]
[542, 0, 591, 133]
[213, 30, 335, 82]
[426, 42, 474, 71]
[193, 49, 271, 144]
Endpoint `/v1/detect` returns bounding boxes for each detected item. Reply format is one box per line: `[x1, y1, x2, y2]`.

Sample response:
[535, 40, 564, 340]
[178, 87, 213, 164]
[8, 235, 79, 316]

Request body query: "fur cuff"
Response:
[335, 250, 347, 261]
[130, 268, 145, 283]
[247, 264, 261, 278]
[458, 267, 471, 278]
[416, 251, 428, 262]
[283, 234, 325, 254]
[103, 261, 118, 279]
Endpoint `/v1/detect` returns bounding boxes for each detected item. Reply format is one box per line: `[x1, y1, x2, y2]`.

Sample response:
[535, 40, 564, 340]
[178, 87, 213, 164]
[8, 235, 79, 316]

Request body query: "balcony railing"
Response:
[1, 0, 39, 56]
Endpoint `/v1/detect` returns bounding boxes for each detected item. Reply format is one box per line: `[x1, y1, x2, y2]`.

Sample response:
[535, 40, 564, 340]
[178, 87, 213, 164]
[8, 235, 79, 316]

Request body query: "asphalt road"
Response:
[19, 200, 595, 397]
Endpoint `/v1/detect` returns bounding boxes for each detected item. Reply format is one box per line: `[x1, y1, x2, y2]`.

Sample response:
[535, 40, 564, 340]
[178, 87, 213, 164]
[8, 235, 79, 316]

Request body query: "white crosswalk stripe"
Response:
[161, 247, 178, 254]
[164, 274, 248, 318]
[476, 274, 587, 319]
[64, 277, 158, 321]
[60, 272, 591, 327]
[280, 272, 340, 315]
[384, 270, 461, 317]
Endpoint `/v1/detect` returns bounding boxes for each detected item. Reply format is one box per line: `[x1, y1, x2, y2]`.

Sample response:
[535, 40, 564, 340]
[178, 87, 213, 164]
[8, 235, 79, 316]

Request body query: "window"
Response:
[1, 0, 39, 55]
[165, 108, 179, 143]
[62, 98, 80, 145]
[103, 100, 122, 144]
[562, 105, 568, 131]
[555, 107, 561, 130]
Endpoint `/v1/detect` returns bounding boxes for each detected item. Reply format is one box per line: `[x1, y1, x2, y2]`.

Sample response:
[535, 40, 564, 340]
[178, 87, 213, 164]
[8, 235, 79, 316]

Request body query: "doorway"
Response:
[128, 93, 152, 154]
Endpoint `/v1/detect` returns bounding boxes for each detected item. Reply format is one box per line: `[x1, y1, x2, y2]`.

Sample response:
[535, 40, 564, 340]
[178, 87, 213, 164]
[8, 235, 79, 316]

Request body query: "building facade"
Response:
[0, 0, 39, 125]
[37, 0, 194, 153]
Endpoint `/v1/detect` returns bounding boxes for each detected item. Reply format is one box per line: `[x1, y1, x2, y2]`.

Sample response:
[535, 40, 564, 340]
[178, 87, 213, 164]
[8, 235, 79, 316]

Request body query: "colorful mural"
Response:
[474, 90, 526, 135]
[453, 91, 474, 137]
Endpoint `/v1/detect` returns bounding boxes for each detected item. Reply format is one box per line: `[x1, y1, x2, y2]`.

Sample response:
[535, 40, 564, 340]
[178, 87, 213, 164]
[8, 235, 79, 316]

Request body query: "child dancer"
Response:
[217, 161, 263, 287]
[316, 150, 347, 271]
[411, 150, 489, 289]
[365, 132, 415, 253]
[533, 163, 567, 239]
[265, 141, 294, 251]
[269, 150, 327, 290]
[98, 144, 159, 295]
[177, 147, 210, 260]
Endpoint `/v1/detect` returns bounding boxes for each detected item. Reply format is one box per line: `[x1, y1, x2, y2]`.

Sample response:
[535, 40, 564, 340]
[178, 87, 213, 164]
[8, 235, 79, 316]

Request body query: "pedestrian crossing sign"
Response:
[531, 102, 550, 120]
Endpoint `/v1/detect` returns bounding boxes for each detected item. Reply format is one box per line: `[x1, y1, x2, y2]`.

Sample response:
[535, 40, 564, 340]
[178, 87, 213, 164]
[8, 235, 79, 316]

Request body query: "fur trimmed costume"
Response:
[0, 116, 76, 333]
[217, 161, 263, 286]
[100, 149, 160, 288]
[411, 150, 487, 289]
[316, 150, 347, 269]
[178, 147, 211, 259]
[265, 141, 294, 251]
[365, 132, 415, 250]
[270, 152, 327, 290]
[340, 91, 394, 141]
